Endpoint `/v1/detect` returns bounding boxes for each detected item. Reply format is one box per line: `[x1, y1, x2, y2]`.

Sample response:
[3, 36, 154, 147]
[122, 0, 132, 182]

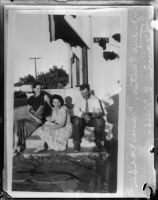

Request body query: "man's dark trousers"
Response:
[72, 116, 105, 149]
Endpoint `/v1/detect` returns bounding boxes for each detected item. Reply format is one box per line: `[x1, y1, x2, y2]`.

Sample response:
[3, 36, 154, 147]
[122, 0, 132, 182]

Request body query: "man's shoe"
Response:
[74, 143, 80, 152]
[96, 143, 103, 152]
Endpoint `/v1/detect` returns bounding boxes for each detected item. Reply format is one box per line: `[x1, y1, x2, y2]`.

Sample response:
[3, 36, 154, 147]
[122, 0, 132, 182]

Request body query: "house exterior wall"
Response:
[64, 14, 124, 100]
[88, 15, 122, 100]
[50, 14, 124, 99]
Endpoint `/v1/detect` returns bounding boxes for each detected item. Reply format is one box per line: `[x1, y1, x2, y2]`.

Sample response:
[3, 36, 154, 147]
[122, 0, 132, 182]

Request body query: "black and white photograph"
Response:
[3, 5, 155, 198]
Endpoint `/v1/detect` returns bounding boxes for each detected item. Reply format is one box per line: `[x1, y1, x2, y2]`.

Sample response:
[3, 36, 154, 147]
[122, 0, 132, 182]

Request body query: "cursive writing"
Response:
[130, 11, 144, 25]
[129, 57, 138, 95]
[125, 8, 154, 195]
[128, 144, 138, 188]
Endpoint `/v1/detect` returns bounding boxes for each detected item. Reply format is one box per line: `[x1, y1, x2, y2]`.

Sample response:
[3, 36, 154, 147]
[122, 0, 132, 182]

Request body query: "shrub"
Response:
[14, 91, 27, 99]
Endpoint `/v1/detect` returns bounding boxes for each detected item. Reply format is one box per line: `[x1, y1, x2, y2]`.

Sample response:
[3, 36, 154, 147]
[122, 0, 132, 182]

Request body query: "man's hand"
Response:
[92, 112, 102, 118]
[44, 121, 52, 126]
[105, 132, 113, 141]
[42, 125, 50, 131]
[81, 113, 92, 124]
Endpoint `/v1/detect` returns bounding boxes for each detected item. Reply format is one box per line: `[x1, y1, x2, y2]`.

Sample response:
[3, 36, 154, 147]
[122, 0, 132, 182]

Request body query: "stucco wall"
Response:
[88, 14, 125, 101]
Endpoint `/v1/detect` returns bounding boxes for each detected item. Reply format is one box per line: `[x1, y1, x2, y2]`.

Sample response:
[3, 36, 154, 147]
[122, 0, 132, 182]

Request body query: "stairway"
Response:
[24, 127, 96, 157]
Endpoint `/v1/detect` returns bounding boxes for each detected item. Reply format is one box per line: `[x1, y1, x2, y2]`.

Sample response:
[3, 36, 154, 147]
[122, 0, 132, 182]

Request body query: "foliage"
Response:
[15, 66, 69, 89]
[37, 66, 68, 89]
[14, 91, 27, 99]
[19, 74, 35, 85]
[14, 82, 22, 87]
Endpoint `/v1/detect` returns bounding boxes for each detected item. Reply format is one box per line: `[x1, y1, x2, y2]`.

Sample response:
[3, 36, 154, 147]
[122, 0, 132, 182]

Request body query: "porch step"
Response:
[25, 127, 96, 156]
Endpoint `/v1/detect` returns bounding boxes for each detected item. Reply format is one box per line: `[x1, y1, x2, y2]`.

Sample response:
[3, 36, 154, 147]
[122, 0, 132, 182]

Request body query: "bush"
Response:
[14, 91, 27, 99]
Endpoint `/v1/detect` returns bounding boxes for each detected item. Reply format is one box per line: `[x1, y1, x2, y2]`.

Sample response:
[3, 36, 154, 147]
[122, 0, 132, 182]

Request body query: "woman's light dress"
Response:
[35, 105, 72, 151]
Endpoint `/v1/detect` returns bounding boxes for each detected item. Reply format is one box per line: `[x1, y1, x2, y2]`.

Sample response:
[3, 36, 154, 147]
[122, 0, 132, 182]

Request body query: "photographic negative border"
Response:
[2, 0, 157, 198]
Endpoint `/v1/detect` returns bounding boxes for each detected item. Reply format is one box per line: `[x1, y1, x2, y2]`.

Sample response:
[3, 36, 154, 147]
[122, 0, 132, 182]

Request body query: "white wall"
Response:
[59, 14, 124, 97]
[88, 15, 122, 100]
[64, 15, 91, 48]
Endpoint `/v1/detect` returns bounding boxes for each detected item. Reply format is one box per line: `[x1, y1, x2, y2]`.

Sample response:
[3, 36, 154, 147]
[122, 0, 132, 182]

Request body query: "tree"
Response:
[18, 74, 35, 85]
[15, 66, 69, 89]
[14, 82, 22, 86]
[37, 66, 68, 89]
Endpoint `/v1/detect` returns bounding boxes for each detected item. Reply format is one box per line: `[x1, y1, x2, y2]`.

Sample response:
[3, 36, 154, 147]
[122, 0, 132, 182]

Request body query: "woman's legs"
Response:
[34, 126, 48, 153]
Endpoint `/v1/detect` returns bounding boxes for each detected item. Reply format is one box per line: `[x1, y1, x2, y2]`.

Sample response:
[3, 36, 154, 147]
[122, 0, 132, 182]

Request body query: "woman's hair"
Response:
[51, 94, 64, 107]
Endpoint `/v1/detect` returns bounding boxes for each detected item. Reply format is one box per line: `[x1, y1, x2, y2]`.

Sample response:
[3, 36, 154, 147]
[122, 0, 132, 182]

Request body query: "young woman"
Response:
[34, 94, 72, 152]
[13, 82, 51, 156]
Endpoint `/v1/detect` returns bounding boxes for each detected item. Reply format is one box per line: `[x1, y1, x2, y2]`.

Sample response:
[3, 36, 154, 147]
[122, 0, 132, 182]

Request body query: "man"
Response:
[13, 82, 51, 156]
[73, 84, 105, 152]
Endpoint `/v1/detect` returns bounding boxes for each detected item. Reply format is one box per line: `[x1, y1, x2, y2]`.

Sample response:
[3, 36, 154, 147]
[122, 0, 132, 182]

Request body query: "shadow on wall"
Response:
[104, 93, 119, 193]
[65, 96, 74, 118]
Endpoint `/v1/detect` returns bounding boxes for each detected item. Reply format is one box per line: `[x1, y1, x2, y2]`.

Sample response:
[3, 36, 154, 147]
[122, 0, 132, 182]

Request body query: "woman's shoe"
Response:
[34, 145, 46, 153]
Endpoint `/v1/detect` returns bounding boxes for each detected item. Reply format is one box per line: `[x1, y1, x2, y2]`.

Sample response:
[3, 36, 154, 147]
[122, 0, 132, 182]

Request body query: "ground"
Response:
[13, 152, 111, 192]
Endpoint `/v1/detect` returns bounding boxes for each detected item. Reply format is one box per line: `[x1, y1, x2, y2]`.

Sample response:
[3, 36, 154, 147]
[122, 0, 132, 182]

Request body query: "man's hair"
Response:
[80, 83, 90, 91]
[32, 81, 42, 89]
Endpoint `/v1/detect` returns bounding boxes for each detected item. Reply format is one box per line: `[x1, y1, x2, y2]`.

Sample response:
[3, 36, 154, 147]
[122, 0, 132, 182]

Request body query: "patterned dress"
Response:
[36, 106, 72, 151]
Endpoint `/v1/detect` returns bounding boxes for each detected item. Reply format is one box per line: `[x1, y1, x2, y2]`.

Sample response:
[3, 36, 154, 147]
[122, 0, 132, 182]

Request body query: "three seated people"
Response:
[13, 82, 108, 155]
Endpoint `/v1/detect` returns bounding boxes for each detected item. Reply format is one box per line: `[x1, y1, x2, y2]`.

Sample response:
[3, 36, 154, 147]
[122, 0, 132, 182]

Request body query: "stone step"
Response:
[26, 137, 95, 149]
[23, 146, 98, 159]
[25, 127, 96, 154]
[23, 142, 97, 159]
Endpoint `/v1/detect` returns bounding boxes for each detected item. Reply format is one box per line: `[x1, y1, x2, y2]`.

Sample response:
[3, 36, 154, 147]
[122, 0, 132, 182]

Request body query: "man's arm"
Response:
[92, 97, 106, 117]
[44, 94, 52, 108]
[27, 105, 42, 124]
[73, 99, 84, 118]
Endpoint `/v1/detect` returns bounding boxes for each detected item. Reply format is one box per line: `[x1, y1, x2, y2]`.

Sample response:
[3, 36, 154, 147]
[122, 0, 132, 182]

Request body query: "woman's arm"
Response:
[51, 107, 67, 129]
[27, 105, 42, 124]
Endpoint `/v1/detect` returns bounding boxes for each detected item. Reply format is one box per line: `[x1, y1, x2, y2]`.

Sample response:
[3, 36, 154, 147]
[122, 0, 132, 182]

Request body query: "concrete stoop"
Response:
[24, 127, 96, 156]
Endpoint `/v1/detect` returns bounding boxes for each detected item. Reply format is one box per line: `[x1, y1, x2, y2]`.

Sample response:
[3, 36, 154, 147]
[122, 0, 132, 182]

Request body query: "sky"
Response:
[8, 12, 70, 83]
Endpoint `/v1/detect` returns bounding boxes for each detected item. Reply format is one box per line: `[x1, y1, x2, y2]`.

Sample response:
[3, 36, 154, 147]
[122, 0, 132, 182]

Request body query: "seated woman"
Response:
[13, 82, 51, 156]
[34, 94, 72, 152]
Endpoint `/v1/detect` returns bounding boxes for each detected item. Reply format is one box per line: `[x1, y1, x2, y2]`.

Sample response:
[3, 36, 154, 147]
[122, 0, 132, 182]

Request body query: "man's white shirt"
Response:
[73, 94, 104, 117]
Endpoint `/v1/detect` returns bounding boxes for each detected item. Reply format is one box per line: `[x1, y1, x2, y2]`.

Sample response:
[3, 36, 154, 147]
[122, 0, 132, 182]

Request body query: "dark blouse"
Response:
[28, 93, 45, 111]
